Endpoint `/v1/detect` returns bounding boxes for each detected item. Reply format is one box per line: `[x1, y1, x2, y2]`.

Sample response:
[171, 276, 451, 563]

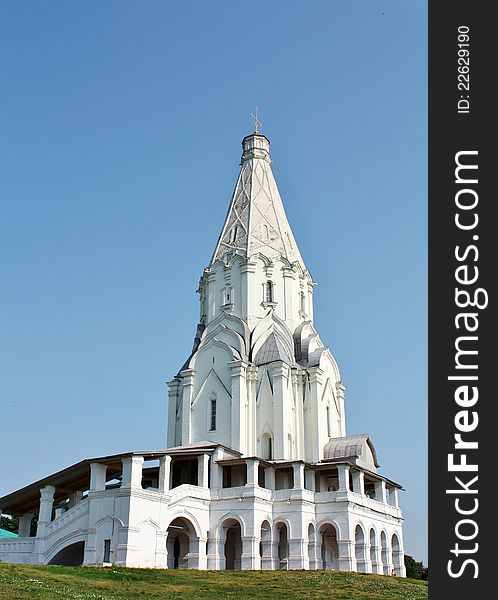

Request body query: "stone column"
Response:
[18, 512, 33, 537]
[288, 536, 307, 569]
[292, 371, 305, 459]
[351, 470, 365, 495]
[207, 535, 222, 570]
[188, 536, 208, 569]
[270, 361, 290, 459]
[388, 487, 399, 507]
[305, 468, 316, 492]
[246, 366, 258, 456]
[198, 453, 210, 488]
[179, 369, 195, 446]
[292, 462, 305, 490]
[337, 539, 354, 571]
[89, 462, 108, 492]
[335, 382, 346, 436]
[210, 447, 223, 489]
[67, 490, 83, 509]
[229, 361, 248, 454]
[36, 485, 55, 537]
[337, 464, 350, 493]
[241, 536, 258, 569]
[374, 480, 386, 503]
[371, 543, 382, 574]
[166, 379, 181, 447]
[246, 458, 260, 487]
[121, 455, 144, 489]
[264, 466, 275, 490]
[307, 366, 324, 462]
[158, 455, 172, 493]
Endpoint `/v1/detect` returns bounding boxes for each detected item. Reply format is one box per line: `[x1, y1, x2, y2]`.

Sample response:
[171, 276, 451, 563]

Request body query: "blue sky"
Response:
[0, 1, 427, 562]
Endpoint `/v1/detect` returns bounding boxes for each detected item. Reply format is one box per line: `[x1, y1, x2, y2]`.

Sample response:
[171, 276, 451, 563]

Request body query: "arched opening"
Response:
[260, 519, 272, 570]
[223, 518, 242, 570]
[381, 530, 389, 575]
[265, 281, 274, 303]
[48, 541, 85, 566]
[166, 517, 197, 569]
[319, 523, 339, 570]
[276, 522, 289, 569]
[262, 433, 273, 460]
[370, 529, 378, 573]
[391, 533, 403, 576]
[354, 524, 367, 572]
[308, 523, 318, 570]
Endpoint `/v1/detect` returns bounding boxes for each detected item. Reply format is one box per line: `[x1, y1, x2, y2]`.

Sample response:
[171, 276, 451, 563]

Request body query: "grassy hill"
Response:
[0, 563, 428, 600]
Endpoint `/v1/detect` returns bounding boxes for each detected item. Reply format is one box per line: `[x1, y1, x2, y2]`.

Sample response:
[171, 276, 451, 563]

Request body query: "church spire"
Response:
[210, 131, 306, 269]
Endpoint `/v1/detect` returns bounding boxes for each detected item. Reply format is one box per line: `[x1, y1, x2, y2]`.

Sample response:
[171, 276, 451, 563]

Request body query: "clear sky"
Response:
[0, 1, 427, 563]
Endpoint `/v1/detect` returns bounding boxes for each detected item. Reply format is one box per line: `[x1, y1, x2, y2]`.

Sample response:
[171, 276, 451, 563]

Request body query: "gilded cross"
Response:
[251, 107, 261, 133]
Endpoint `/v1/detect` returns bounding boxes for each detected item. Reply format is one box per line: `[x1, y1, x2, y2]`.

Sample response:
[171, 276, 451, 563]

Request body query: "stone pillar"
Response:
[307, 366, 324, 462]
[241, 536, 258, 569]
[351, 470, 365, 495]
[89, 462, 108, 492]
[335, 382, 346, 436]
[188, 536, 208, 569]
[292, 462, 305, 490]
[246, 366, 258, 455]
[210, 447, 223, 489]
[67, 490, 84, 509]
[18, 512, 33, 537]
[337, 464, 350, 493]
[374, 480, 386, 503]
[166, 379, 181, 447]
[246, 458, 260, 487]
[179, 369, 195, 446]
[388, 486, 399, 507]
[198, 453, 210, 488]
[207, 535, 222, 570]
[270, 361, 290, 459]
[36, 485, 55, 537]
[308, 532, 320, 570]
[121, 455, 144, 489]
[371, 544, 383, 574]
[305, 468, 316, 492]
[158, 455, 172, 493]
[337, 539, 354, 571]
[288, 537, 307, 569]
[229, 361, 248, 454]
[291, 371, 306, 459]
[264, 467, 275, 490]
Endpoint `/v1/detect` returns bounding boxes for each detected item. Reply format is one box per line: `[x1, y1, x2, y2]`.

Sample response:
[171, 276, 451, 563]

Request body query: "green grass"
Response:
[0, 563, 428, 600]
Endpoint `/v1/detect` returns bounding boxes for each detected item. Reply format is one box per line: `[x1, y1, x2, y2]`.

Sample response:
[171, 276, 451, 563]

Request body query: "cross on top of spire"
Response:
[251, 107, 262, 133]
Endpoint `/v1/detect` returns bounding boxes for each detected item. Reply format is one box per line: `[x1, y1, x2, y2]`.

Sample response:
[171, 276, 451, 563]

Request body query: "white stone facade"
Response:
[0, 130, 405, 576]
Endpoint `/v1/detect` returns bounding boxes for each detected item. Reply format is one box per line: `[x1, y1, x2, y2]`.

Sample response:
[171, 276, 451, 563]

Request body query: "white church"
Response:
[0, 127, 406, 576]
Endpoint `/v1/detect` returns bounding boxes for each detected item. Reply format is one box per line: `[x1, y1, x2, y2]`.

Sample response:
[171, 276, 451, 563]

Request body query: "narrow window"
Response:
[326, 406, 332, 437]
[265, 281, 273, 303]
[268, 436, 273, 460]
[210, 397, 217, 431]
[229, 225, 238, 243]
[262, 224, 269, 239]
[300, 291, 306, 314]
[103, 539, 111, 563]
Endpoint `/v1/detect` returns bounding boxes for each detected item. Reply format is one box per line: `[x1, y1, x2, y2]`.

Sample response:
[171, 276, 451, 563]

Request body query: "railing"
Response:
[45, 498, 90, 537]
[168, 484, 211, 506]
[215, 485, 272, 501]
[0, 537, 35, 554]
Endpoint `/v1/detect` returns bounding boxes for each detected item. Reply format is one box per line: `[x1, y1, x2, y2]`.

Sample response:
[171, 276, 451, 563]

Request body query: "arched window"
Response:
[265, 281, 274, 303]
[262, 224, 269, 239]
[326, 406, 332, 437]
[229, 225, 238, 243]
[300, 291, 306, 314]
[209, 395, 217, 431]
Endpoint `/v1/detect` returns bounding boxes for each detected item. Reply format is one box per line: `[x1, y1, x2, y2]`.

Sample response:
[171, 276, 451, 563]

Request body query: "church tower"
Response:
[167, 130, 346, 463]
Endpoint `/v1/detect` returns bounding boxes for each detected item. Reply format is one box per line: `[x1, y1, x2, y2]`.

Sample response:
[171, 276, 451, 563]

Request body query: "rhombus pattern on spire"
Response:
[211, 135, 305, 268]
